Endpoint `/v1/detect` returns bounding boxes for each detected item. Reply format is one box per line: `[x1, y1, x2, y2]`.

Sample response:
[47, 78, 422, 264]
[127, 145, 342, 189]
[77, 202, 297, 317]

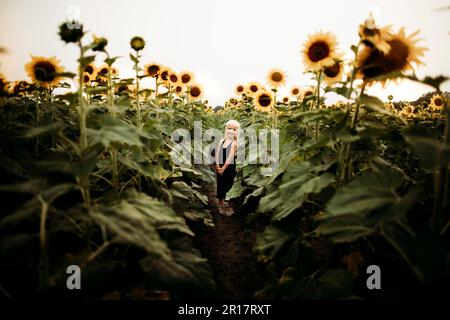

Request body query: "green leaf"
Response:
[105, 56, 120, 66]
[21, 122, 64, 138]
[87, 115, 143, 148]
[129, 53, 138, 64]
[405, 135, 449, 171]
[78, 55, 96, 68]
[254, 224, 299, 261]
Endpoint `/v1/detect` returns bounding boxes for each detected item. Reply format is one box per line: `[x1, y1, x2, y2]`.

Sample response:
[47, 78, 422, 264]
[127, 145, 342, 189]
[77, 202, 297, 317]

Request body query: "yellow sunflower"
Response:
[302, 31, 339, 71]
[175, 85, 184, 95]
[83, 63, 97, 78]
[97, 65, 119, 80]
[300, 87, 315, 99]
[323, 60, 344, 85]
[159, 67, 172, 85]
[282, 96, 290, 104]
[144, 62, 161, 78]
[290, 86, 301, 97]
[429, 94, 444, 111]
[6, 80, 30, 96]
[254, 91, 273, 112]
[168, 71, 179, 86]
[188, 83, 203, 100]
[358, 13, 393, 55]
[246, 82, 261, 95]
[235, 84, 245, 96]
[267, 68, 286, 88]
[400, 103, 415, 118]
[180, 71, 194, 86]
[82, 72, 93, 84]
[356, 27, 428, 84]
[25, 56, 64, 88]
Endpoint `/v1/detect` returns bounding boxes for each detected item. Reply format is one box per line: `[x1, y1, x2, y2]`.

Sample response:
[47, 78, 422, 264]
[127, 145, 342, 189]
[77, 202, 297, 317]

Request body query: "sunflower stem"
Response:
[133, 50, 141, 128]
[315, 70, 322, 141]
[431, 95, 450, 232]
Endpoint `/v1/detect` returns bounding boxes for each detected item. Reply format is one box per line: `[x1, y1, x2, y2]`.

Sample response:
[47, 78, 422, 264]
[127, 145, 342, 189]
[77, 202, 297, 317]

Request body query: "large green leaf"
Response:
[87, 115, 143, 148]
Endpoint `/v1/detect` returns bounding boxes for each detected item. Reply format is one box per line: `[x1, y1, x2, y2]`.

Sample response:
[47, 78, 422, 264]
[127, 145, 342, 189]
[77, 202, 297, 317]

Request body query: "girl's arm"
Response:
[221, 140, 237, 171]
[215, 138, 223, 168]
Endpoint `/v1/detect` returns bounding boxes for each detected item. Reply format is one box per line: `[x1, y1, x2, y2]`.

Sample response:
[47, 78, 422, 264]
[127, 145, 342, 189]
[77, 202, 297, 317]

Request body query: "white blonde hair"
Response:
[223, 119, 240, 141]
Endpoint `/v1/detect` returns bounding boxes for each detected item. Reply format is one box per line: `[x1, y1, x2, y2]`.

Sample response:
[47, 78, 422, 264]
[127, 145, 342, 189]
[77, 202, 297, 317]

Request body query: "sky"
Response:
[1, 0, 449, 106]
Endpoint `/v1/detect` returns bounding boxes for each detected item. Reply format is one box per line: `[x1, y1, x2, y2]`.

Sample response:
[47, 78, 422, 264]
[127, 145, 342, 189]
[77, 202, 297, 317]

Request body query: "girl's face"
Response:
[225, 124, 238, 139]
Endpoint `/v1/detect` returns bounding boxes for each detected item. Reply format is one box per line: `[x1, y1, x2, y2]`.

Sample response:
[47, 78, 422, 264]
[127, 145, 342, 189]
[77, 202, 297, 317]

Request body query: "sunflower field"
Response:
[0, 14, 449, 301]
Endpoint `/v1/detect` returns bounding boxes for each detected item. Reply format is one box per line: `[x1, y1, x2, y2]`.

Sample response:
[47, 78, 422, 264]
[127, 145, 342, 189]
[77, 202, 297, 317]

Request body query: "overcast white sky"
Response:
[1, 0, 449, 106]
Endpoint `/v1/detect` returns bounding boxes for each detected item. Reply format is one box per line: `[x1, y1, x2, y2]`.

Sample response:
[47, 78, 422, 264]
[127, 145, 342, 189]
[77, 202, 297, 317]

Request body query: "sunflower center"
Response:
[83, 74, 90, 83]
[33, 61, 57, 82]
[308, 41, 330, 62]
[292, 88, 299, 95]
[148, 65, 160, 76]
[160, 71, 169, 81]
[258, 94, 271, 107]
[250, 85, 258, 92]
[169, 74, 178, 83]
[181, 74, 191, 84]
[434, 98, 443, 106]
[99, 67, 108, 76]
[304, 90, 313, 97]
[324, 63, 341, 78]
[190, 87, 201, 97]
[271, 72, 283, 82]
[237, 85, 244, 92]
[176, 86, 182, 93]
[84, 65, 94, 74]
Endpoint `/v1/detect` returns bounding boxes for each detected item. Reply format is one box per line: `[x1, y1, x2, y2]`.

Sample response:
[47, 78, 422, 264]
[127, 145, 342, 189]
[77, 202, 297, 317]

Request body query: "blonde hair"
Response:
[223, 119, 240, 142]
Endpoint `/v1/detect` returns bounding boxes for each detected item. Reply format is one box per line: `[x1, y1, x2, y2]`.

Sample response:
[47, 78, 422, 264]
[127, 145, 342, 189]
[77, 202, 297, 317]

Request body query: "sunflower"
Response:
[246, 82, 261, 95]
[83, 63, 97, 77]
[323, 60, 344, 85]
[282, 96, 290, 104]
[267, 68, 286, 88]
[96, 65, 119, 80]
[254, 91, 273, 112]
[175, 85, 184, 95]
[82, 72, 93, 84]
[168, 71, 179, 86]
[400, 104, 415, 118]
[180, 71, 194, 86]
[356, 27, 427, 84]
[358, 14, 393, 54]
[130, 36, 145, 51]
[25, 56, 64, 88]
[144, 63, 161, 78]
[429, 94, 444, 111]
[6, 81, 30, 96]
[159, 67, 171, 85]
[235, 84, 245, 96]
[0, 73, 8, 96]
[290, 86, 301, 97]
[188, 83, 203, 100]
[302, 31, 339, 71]
[300, 87, 314, 99]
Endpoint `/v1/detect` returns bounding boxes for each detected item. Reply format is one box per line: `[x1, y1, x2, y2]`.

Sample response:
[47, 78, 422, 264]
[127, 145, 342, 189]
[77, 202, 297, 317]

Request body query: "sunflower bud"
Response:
[92, 35, 108, 52]
[58, 21, 84, 43]
[130, 36, 146, 51]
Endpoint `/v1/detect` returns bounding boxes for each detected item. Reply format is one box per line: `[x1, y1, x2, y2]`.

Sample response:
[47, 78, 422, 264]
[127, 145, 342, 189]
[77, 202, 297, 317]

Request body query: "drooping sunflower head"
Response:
[323, 60, 344, 85]
[290, 86, 301, 97]
[130, 36, 145, 51]
[267, 68, 286, 88]
[188, 83, 203, 100]
[58, 21, 84, 43]
[145, 63, 161, 78]
[358, 13, 393, 55]
[429, 94, 444, 111]
[254, 91, 273, 112]
[302, 31, 339, 71]
[246, 82, 261, 95]
[25, 56, 64, 88]
[180, 71, 194, 85]
[92, 35, 108, 52]
[356, 27, 428, 84]
[235, 84, 245, 96]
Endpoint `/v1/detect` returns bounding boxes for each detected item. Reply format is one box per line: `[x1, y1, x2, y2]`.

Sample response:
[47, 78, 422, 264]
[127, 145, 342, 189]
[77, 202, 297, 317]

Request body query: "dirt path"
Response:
[191, 184, 265, 299]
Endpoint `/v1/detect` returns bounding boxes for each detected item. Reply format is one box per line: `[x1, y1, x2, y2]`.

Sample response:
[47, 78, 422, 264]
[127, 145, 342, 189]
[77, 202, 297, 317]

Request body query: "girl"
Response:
[215, 119, 240, 216]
